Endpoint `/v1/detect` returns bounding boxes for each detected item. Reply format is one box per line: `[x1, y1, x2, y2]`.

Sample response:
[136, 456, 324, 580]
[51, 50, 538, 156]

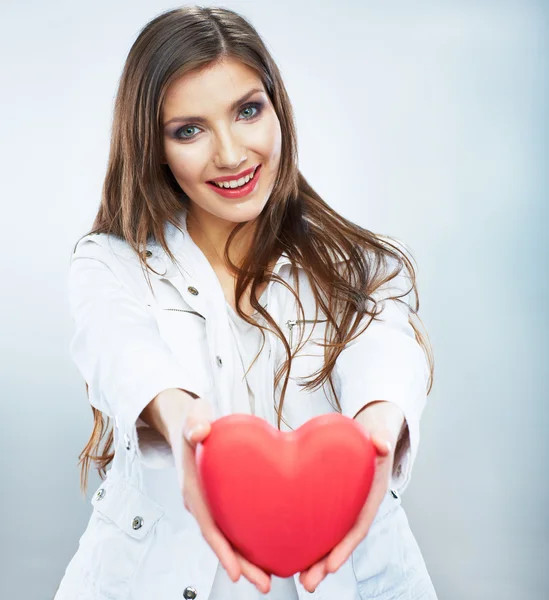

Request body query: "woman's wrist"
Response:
[140, 388, 197, 443]
[353, 400, 405, 450]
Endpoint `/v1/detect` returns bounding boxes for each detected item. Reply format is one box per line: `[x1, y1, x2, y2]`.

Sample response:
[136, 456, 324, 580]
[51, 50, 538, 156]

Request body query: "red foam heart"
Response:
[196, 413, 376, 577]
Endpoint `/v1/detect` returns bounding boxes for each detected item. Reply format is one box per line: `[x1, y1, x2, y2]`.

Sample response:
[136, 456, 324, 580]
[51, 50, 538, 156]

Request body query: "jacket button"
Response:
[390, 489, 399, 499]
[145, 250, 153, 258]
[216, 356, 223, 367]
[188, 286, 199, 296]
[124, 434, 131, 450]
[95, 488, 106, 501]
[183, 586, 197, 599]
[132, 516, 144, 530]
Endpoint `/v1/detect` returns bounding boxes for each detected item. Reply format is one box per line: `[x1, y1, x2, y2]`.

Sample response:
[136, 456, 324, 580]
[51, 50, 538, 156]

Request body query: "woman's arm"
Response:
[70, 238, 273, 594]
[68, 238, 206, 456]
[140, 387, 200, 441]
[299, 403, 400, 593]
[335, 262, 430, 493]
[354, 400, 405, 453]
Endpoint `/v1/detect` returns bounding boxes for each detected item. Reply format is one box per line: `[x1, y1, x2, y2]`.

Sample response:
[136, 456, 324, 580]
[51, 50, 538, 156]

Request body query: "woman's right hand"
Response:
[162, 389, 272, 595]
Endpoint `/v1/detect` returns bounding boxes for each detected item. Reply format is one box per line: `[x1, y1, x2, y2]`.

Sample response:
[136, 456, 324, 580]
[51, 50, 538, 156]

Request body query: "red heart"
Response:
[196, 413, 376, 577]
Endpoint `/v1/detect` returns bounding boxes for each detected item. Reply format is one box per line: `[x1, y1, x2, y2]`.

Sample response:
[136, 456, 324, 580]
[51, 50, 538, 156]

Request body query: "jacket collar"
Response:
[83, 205, 349, 277]
[154, 206, 294, 278]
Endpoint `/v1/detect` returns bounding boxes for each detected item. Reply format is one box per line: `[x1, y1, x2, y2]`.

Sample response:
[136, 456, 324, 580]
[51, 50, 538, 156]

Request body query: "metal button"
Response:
[124, 433, 131, 450]
[216, 356, 223, 367]
[132, 516, 144, 530]
[183, 587, 197, 599]
[187, 286, 199, 296]
[145, 250, 153, 258]
[95, 488, 106, 501]
[390, 489, 399, 499]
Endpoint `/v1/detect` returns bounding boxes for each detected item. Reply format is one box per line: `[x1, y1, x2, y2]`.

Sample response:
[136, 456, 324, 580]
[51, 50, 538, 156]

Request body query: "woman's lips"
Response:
[205, 164, 262, 199]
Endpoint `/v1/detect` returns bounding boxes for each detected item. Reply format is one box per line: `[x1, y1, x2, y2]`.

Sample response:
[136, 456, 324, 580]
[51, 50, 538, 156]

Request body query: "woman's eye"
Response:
[175, 125, 201, 140]
[173, 101, 263, 142]
[239, 102, 262, 120]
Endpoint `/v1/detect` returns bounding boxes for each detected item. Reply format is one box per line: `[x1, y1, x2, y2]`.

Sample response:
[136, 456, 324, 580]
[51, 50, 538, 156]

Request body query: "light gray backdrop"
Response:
[1, 1, 547, 598]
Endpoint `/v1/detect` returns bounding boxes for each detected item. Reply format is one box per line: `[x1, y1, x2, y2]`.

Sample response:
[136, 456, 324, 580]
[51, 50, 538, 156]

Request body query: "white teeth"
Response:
[212, 166, 258, 189]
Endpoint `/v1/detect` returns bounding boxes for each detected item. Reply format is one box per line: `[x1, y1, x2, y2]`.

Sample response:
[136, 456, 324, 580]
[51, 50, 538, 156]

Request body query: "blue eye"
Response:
[173, 101, 264, 142]
[239, 102, 261, 120]
[176, 125, 200, 140]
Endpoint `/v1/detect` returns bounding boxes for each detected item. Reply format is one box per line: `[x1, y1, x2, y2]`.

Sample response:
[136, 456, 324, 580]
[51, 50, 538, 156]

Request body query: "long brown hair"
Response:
[77, 5, 434, 494]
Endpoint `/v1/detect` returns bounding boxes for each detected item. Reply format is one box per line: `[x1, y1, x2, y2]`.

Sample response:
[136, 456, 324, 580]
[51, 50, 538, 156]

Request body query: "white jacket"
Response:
[55, 207, 435, 600]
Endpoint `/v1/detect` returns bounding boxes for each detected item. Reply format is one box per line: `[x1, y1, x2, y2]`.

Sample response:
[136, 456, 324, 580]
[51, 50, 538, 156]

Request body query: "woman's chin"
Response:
[189, 196, 269, 225]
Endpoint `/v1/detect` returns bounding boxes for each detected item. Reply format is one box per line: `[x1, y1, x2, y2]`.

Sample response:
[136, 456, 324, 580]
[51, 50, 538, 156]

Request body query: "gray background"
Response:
[1, 0, 547, 598]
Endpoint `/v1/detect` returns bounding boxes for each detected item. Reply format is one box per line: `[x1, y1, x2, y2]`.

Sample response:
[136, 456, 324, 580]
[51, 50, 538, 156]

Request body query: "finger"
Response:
[182, 444, 241, 582]
[236, 551, 272, 594]
[370, 433, 393, 457]
[325, 508, 377, 573]
[185, 486, 241, 581]
[299, 558, 328, 593]
[325, 481, 388, 574]
[198, 520, 242, 582]
[183, 397, 215, 446]
[185, 421, 211, 447]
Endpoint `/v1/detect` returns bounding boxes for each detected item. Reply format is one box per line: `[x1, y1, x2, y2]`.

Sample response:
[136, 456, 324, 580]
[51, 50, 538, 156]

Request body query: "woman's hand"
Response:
[162, 390, 272, 595]
[298, 400, 404, 593]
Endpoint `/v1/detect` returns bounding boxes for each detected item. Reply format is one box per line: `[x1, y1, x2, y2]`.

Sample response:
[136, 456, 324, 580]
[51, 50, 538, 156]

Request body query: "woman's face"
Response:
[162, 58, 282, 227]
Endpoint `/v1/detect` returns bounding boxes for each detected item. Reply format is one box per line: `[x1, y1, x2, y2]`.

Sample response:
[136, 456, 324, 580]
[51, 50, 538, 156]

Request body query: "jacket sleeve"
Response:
[67, 237, 207, 457]
[334, 254, 430, 494]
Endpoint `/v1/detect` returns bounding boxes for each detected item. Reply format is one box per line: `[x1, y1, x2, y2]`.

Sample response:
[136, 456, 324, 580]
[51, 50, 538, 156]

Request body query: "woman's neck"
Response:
[186, 207, 257, 271]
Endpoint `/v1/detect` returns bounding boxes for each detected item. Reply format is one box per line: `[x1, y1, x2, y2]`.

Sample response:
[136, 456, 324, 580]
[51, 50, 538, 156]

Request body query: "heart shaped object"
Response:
[196, 413, 376, 577]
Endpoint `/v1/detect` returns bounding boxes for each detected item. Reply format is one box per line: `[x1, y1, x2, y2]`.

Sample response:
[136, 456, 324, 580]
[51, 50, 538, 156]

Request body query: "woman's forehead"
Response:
[162, 60, 264, 119]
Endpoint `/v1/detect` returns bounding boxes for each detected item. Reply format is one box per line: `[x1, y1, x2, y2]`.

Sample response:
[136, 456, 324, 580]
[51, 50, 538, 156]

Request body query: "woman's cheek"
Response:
[263, 115, 282, 159]
[165, 144, 206, 183]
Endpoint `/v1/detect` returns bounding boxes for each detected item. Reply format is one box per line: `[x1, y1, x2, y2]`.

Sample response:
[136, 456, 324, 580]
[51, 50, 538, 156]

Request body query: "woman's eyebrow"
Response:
[163, 88, 264, 127]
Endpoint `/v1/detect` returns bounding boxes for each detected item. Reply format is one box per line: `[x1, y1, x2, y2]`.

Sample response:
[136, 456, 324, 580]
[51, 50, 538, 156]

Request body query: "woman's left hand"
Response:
[298, 400, 404, 593]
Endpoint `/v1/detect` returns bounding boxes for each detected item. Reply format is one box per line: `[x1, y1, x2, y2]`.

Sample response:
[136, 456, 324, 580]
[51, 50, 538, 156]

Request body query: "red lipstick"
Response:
[206, 164, 262, 200]
[208, 164, 259, 184]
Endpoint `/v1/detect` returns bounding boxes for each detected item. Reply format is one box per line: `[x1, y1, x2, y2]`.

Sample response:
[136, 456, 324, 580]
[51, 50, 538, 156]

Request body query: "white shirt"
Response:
[209, 300, 300, 599]
[226, 300, 266, 415]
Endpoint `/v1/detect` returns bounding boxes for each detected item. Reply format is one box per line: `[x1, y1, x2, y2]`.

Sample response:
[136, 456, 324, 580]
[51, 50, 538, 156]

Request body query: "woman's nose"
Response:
[213, 128, 247, 169]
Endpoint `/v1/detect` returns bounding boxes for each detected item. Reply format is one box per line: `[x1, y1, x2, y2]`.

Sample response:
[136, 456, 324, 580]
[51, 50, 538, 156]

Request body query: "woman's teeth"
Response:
[211, 166, 258, 189]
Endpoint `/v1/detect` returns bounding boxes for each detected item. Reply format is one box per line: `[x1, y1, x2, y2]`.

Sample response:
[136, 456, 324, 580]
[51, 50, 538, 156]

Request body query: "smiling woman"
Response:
[161, 58, 281, 228]
[56, 5, 437, 600]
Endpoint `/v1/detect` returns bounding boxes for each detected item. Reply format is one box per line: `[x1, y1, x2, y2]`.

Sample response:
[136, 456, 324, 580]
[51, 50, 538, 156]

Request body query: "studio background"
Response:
[1, 1, 547, 598]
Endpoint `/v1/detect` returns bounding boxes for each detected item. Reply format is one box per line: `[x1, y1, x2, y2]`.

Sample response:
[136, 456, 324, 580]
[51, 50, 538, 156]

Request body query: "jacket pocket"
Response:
[350, 492, 420, 600]
[77, 475, 165, 599]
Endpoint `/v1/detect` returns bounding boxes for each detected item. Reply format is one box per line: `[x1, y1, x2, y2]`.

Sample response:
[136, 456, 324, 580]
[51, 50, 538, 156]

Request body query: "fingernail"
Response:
[385, 440, 392, 453]
[185, 424, 205, 442]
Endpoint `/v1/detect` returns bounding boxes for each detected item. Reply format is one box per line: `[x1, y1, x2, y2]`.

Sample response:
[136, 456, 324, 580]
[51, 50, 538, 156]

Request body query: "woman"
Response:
[55, 6, 437, 600]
